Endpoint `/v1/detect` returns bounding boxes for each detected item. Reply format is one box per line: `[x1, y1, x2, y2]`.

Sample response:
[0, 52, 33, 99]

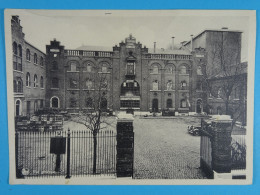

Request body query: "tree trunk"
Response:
[93, 132, 97, 174]
[225, 100, 229, 115]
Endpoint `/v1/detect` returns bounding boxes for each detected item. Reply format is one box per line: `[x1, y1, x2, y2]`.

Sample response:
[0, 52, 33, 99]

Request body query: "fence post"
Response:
[211, 115, 233, 179]
[15, 131, 23, 178]
[116, 113, 134, 178]
[66, 128, 71, 179]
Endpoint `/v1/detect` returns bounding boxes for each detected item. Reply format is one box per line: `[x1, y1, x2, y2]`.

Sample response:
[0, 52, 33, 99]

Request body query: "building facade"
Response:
[12, 16, 46, 116]
[45, 35, 207, 114]
[11, 16, 247, 119]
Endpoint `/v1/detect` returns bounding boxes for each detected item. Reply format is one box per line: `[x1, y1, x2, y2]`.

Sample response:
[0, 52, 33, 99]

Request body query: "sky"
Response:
[12, 10, 251, 61]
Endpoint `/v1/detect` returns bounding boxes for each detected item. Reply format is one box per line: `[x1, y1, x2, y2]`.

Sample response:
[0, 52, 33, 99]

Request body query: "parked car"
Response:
[187, 125, 202, 136]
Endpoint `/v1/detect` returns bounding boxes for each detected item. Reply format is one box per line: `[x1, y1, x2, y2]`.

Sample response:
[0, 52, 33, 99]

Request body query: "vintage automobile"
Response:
[187, 125, 202, 136]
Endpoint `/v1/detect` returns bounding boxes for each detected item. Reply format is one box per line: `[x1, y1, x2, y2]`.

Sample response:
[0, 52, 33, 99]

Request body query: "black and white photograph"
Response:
[4, 9, 255, 185]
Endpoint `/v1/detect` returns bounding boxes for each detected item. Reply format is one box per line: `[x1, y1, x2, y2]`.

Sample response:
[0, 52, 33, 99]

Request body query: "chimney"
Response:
[190, 34, 193, 51]
[171, 37, 175, 50]
[154, 42, 156, 53]
[222, 27, 228, 30]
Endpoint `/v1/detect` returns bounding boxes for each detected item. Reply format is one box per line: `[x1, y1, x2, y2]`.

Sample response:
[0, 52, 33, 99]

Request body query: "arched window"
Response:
[217, 106, 222, 115]
[34, 101, 38, 112]
[101, 79, 108, 89]
[13, 80, 17, 92]
[180, 80, 187, 90]
[217, 88, 222, 98]
[86, 79, 93, 89]
[179, 65, 187, 74]
[34, 53, 38, 64]
[153, 80, 159, 90]
[70, 62, 78, 71]
[197, 66, 203, 75]
[180, 99, 187, 108]
[26, 49, 30, 61]
[165, 64, 175, 74]
[26, 72, 30, 87]
[18, 45, 22, 57]
[101, 63, 108, 73]
[52, 61, 58, 70]
[15, 99, 21, 116]
[166, 80, 173, 90]
[33, 74, 38, 87]
[151, 64, 159, 74]
[85, 98, 93, 108]
[69, 97, 77, 108]
[40, 57, 44, 66]
[52, 78, 59, 88]
[13, 42, 17, 55]
[40, 76, 44, 88]
[51, 97, 59, 108]
[166, 99, 173, 108]
[86, 63, 92, 72]
[17, 79, 23, 93]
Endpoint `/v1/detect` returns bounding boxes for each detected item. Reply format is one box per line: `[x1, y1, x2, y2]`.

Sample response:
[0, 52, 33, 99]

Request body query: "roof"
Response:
[75, 45, 113, 52]
[25, 40, 46, 55]
[148, 48, 191, 55]
[184, 29, 243, 46]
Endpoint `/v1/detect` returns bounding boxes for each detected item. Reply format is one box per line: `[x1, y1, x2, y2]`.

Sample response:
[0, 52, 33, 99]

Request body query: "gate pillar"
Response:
[116, 113, 134, 177]
[211, 115, 233, 174]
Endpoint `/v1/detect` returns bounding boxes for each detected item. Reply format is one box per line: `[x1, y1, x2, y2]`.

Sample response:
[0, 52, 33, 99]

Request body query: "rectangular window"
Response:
[120, 100, 140, 108]
[70, 79, 78, 89]
[126, 62, 135, 75]
[27, 101, 31, 114]
[40, 100, 43, 108]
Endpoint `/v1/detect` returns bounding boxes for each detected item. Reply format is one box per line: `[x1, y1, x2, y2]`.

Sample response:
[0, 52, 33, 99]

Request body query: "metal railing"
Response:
[231, 135, 246, 170]
[65, 50, 113, 58]
[15, 129, 117, 178]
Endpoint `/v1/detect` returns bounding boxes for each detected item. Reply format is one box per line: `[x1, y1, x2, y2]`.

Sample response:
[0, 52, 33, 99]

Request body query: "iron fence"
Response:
[231, 135, 246, 170]
[16, 129, 117, 178]
[200, 133, 213, 179]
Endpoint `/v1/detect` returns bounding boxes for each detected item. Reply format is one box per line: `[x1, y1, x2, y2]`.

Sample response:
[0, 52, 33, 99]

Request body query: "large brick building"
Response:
[11, 16, 247, 121]
[45, 35, 208, 114]
[12, 16, 46, 116]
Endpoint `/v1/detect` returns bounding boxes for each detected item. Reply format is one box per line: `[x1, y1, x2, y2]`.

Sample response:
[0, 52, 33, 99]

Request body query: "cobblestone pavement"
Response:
[133, 117, 205, 179]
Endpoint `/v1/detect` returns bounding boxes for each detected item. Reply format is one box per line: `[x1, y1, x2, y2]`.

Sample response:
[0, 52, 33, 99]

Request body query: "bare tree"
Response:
[200, 32, 246, 120]
[73, 72, 114, 174]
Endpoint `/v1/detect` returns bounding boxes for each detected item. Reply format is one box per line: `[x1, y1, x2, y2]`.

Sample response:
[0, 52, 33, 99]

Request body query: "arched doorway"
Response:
[152, 99, 159, 112]
[217, 106, 222, 115]
[100, 98, 107, 111]
[50, 97, 59, 108]
[196, 99, 203, 113]
[15, 99, 21, 116]
[166, 99, 172, 108]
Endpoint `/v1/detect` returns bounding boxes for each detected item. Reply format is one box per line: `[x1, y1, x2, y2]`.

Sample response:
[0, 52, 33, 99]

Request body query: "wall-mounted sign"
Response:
[50, 49, 60, 52]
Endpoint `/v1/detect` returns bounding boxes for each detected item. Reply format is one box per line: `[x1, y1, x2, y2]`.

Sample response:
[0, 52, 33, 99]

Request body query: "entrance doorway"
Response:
[51, 97, 59, 108]
[196, 99, 203, 113]
[152, 99, 158, 112]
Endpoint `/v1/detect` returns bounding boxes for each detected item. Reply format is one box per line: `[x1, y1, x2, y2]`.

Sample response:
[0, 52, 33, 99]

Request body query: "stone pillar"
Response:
[211, 115, 233, 173]
[116, 113, 134, 177]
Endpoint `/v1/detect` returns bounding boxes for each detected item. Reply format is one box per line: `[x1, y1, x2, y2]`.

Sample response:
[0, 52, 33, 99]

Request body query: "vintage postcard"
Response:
[4, 9, 256, 185]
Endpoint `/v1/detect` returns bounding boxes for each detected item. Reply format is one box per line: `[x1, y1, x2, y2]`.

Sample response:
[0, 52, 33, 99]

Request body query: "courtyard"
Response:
[64, 115, 205, 179]
[133, 117, 204, 179]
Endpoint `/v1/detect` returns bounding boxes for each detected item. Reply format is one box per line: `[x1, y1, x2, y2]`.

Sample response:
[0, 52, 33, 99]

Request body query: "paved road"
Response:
[133, 117, 205, 179]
